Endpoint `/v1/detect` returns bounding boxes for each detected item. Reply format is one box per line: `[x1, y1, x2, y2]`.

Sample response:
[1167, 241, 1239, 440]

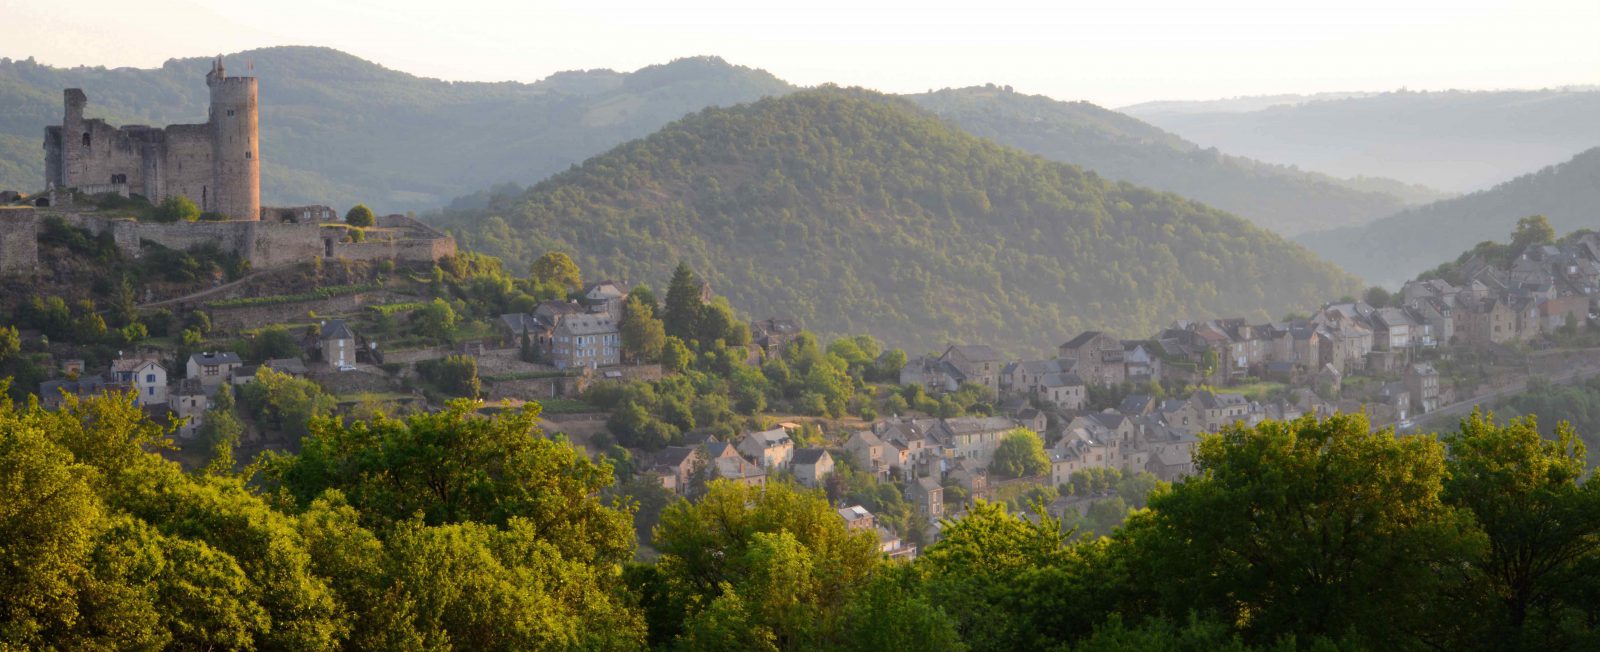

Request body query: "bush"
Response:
[345, 204, 375, 227]
[152, 195, 201, 222]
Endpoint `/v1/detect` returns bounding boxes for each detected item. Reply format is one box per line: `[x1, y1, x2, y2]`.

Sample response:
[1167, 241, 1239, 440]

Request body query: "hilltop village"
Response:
[2, 61, 1599, 557]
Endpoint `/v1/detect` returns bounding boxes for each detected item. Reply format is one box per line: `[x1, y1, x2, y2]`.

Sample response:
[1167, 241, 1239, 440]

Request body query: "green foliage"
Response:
[238, 324, 301, 363]
[237, 366, 336, 439]
[621, 294, 667, 362]
[1122, 413, 1480, 646]
[415, 297, 459, 340]
[1504, 376, 1600, 467]
[439, 88, 1361, 350]
[344, 203, 375, 227]
[990, 428, 1049, 478]
[206, 282, 380, 308]
[152, 194, 200, 222]
[648, 480, 882, 649]
[529, 251, 582, 292]
[418, 354, 480, 398]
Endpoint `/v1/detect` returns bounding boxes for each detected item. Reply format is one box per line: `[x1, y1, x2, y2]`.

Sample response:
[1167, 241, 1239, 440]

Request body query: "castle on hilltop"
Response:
[0, 57, 454, 274]
[44, 57, 260, 220]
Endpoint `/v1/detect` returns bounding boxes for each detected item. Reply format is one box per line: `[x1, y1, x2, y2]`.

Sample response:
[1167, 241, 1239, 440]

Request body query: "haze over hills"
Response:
[0, 46, 792, 210]
[1125, 88, 1600, 192]
[1299, 146, 1600, 286]
[909, 86, 1447, 236]
[4, 47, 1437, 239]
[434, 87, 1363, 351]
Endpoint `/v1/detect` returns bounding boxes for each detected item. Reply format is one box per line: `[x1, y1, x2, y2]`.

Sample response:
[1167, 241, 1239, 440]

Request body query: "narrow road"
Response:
[1421, 361, 1600, 427]
[137, 271, 264, 309]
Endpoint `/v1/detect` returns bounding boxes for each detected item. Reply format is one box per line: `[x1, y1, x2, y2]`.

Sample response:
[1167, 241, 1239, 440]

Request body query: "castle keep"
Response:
[44, 57, 260, 220]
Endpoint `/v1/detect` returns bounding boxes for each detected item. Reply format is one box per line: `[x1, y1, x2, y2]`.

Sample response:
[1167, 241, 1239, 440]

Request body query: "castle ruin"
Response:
[44, 57, 260, 220]
[1, 56, 454, 274]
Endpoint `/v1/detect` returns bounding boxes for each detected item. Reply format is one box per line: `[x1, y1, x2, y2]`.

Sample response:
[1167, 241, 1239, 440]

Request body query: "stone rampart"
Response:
[0, 208, 40, 274]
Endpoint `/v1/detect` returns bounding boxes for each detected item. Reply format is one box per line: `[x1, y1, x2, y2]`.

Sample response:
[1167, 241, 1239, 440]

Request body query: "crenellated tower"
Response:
[206, 56, 259, 220]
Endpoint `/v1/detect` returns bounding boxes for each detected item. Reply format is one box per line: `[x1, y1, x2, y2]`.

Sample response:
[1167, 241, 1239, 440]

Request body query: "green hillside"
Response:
[1300, 147, 1600, 286]
[909, 86, 1445, 236]
[435, 88, 1363, 351]
[0, 47, 793, 210]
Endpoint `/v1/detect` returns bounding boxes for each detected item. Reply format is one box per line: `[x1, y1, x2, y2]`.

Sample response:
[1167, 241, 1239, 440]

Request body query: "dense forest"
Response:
[433, 88, 1363, 351]
[909, 86, 1445, 236]
[1125, 87, 1600, 192]
[6, 386, 1599, 650]
[1300, 147, 1600, 286]
[0, 47, 791, 210]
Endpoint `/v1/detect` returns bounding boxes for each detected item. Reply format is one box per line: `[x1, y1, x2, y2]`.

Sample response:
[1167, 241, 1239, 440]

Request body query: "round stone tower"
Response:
[206, 56, 260, 220]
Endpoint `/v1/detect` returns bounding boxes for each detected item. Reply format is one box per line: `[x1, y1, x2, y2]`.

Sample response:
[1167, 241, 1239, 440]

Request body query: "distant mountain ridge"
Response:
[433, 87, 1363, 351]
[1125, 88, 1600, 192]
[1298, 147, 1600, 286]
[909, 86, 1447, 235]
[5, 47, 1436, 238]
[0, 47, 794, 210]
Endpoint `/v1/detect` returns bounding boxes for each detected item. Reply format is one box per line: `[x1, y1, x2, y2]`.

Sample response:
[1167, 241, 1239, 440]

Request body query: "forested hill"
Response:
[434, 88, 1363, 351]
[908, 86, 1446, 236]
[0, 47, 793, 210]
[1125, 88, 1600, 192]
[1299, 147, 1600, 287]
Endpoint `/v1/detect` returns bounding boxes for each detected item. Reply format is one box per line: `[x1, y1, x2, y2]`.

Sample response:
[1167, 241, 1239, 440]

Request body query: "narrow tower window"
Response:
[82, 133, 91, 147]
[245, 151, 252, 160]
[226, 109, 235, 117]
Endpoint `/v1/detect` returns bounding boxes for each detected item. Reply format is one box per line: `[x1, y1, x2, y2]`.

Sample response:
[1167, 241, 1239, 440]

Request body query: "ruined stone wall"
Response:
[160, 124, 215, 210]
[68, 120, 149, 192]
[0, 208, 40, 274]
[244, 222, 323, 269]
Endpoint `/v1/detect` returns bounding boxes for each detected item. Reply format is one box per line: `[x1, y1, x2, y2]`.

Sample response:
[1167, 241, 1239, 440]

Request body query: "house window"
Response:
[205, 366, 217, 376]
[145, 374, 155, 383]
[147, 387, 154, 396]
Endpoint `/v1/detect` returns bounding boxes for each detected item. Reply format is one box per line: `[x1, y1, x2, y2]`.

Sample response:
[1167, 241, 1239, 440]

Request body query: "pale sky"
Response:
[3, 0, 1596, 107]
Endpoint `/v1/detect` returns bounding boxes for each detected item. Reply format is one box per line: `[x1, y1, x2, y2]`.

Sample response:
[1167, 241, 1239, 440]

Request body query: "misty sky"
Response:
[5, 0, 1597, 107]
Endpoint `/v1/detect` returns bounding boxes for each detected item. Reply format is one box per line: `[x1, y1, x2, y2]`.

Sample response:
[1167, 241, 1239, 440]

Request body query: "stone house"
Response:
[1456, 297, 1517, 346]
[932, 415, 1016, 466]
[837, 505, 876, 531]
[1036, 372, 1087, 411]
[318, 320, 358, 370]
[1058, 331, 1126, 385]
[737, 427, 795, 470]
[906, 476, 944, 519]
[1372, 308, 1415, 352]
[1539, 295, 1592, 334]
[899, 355, 963, 394]
[169, 378, 208, 439]
[713, 454, 767, 487]
[1121, 341, 1165, 383]
[551, 314, 621, 370]
[939, 345, 1004, 393]
[792, 449, 834, 487]
[109, 356, 167, 406]
[1191, 391, 1251, 432]
[751, 318, 802, 358]
[844, 430, 888, 476]
[1404, 363, 1441, 415]
[187, 352, 242, 389]
[648, 446, 703, 494]
[1002, 359, 1069, 395]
